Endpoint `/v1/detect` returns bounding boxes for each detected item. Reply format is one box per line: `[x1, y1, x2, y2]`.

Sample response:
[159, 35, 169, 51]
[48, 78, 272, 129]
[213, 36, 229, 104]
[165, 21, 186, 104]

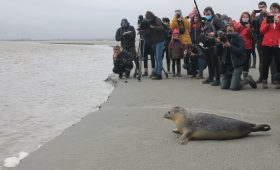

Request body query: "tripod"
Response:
[136, 33, 145, 81]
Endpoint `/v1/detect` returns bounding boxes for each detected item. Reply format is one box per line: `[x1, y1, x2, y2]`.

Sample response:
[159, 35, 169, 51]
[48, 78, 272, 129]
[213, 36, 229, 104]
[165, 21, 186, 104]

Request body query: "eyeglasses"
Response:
[258, 5, 266, 9]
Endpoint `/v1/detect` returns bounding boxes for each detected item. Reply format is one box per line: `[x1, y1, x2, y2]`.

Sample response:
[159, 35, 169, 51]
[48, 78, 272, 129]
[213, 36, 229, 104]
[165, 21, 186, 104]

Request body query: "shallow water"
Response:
[0, 41, 114, 168]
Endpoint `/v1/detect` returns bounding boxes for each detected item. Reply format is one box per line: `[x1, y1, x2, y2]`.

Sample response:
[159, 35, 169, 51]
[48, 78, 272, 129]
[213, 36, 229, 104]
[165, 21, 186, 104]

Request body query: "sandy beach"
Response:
[14, 64, 280, 170]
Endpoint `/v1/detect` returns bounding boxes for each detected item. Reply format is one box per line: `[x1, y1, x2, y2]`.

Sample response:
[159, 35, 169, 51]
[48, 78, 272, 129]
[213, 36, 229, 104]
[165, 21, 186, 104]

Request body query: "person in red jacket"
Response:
[260, 2, 280, 89]
[235, 12, 256, 83]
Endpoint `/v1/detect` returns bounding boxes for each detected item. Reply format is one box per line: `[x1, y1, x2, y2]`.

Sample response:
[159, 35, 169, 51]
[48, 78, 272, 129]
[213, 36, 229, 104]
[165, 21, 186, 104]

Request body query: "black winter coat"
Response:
[215, 32, 246, 71]
[115, 25, 136, 49]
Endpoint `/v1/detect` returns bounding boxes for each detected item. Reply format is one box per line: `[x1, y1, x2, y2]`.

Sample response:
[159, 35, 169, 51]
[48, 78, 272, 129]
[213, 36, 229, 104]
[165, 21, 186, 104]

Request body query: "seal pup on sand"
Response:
[164, 106, 271, 144]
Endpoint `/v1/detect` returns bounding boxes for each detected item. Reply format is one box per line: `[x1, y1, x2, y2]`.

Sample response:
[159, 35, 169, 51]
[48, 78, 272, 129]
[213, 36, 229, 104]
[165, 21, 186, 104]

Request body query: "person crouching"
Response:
[112, 45, 133, 79]
[169, 29, 183, 77]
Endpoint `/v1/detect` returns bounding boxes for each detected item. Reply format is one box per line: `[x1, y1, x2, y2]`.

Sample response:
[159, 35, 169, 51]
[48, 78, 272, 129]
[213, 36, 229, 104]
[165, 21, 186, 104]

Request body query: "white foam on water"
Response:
[0, 41, 115, 168]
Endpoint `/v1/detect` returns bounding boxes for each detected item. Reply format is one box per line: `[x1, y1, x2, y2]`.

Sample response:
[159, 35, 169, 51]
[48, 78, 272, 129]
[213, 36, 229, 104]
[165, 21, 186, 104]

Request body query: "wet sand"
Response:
[15, 66, 280, 170]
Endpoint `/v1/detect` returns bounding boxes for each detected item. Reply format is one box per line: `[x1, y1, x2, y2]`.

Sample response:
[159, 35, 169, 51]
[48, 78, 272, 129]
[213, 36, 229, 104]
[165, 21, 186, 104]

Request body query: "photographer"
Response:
[112, 46, 133, 79]
[251, 1, 270, 83]
[162, 17, 172, 73]
[235, 12, 254, 83]
[115, 18, 139, 78]
[170, 9, 192, 45]
[259, 2, 280, 89]
[145, 11, 165, 80]
[201, 7, 225, 86]
[216, 24, 257, 91]
[183, 44, 207, 79]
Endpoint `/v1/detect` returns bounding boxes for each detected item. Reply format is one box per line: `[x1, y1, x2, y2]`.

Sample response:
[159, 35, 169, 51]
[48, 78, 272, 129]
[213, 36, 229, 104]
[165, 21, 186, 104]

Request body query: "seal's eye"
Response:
[168, 111, 171, 114]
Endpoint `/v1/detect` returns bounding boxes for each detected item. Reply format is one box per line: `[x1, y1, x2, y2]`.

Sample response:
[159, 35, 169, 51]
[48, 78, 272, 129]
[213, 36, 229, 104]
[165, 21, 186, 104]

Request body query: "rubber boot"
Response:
[176, 64, 181, 77]
[252, 57, 256, 68]
[172, 64, 176, 77]
[142, 68, 148, 76]
[262, 80, 268, 89]
[167, 64, 171, 74]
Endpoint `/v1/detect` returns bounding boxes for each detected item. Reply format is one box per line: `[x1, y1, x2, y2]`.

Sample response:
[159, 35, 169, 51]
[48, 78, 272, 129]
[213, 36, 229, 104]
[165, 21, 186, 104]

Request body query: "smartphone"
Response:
[254, 9, 261, 13]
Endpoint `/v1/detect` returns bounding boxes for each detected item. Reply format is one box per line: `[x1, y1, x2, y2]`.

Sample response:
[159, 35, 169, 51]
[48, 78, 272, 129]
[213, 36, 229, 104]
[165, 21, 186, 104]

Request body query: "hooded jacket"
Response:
[170, 16, 192, 45]
[115, 20, 136, 49]
[145, 11, 165, 44]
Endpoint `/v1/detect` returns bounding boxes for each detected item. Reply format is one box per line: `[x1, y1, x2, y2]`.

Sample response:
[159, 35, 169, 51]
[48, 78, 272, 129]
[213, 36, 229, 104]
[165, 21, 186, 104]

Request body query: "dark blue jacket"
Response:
[215, 32, 246, 69]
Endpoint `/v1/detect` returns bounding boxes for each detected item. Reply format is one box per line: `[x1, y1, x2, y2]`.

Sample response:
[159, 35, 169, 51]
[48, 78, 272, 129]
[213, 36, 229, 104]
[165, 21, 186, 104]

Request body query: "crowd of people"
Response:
[113, 1, 280, 91]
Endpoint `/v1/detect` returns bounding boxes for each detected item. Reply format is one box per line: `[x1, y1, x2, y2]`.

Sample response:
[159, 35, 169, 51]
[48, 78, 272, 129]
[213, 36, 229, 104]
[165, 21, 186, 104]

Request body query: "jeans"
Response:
[183, 58, 207, 74]
[220, 66, 243, 91]
[153, 41, 165, 75]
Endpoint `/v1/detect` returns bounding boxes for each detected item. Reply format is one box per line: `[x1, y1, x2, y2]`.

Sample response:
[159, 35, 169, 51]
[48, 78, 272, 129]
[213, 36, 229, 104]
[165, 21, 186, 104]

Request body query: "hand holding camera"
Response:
[123, 31, 132, 36]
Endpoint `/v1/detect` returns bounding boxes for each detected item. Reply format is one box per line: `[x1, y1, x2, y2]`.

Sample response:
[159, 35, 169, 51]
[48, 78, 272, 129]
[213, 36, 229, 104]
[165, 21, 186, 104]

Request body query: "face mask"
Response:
[205, 15, 212, 21]
[242, 18, 249, 23]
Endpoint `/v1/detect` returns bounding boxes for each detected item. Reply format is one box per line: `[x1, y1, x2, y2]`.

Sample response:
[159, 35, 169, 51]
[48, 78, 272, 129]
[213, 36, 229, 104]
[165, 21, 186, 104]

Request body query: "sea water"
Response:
[0, 41, 115, 168]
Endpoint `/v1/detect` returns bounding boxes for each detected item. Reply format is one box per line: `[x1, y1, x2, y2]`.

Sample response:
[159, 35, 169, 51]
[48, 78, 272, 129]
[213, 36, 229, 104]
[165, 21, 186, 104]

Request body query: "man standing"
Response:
[145, 11, 165, 80]
[115, 18, 139, 78]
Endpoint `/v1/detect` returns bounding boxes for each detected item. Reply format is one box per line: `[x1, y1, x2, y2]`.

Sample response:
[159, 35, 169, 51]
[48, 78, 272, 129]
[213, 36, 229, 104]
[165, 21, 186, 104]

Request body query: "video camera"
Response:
[137, 15, 150, 35]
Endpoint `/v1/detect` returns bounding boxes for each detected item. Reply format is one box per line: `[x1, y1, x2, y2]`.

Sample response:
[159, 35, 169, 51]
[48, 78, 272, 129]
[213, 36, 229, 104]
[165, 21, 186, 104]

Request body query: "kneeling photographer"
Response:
[112, 46, 134, 79]
[143, 11, 165, 80]
[183, 44, 207, 79]
[216, 24, 257, 91]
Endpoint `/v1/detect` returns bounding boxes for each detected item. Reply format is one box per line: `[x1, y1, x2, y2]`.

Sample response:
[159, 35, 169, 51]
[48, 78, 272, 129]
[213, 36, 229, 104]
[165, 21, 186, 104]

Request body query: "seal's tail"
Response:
[251, 124, 271, 132]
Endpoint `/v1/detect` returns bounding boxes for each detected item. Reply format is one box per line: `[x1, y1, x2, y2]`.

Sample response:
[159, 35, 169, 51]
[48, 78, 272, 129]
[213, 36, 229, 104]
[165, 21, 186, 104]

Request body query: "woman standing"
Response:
[260, 2, 280, 89]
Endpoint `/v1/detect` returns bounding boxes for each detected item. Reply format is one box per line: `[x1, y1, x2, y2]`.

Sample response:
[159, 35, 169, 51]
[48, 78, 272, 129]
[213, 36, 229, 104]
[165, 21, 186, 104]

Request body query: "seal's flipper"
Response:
[252, 124, 271, 132]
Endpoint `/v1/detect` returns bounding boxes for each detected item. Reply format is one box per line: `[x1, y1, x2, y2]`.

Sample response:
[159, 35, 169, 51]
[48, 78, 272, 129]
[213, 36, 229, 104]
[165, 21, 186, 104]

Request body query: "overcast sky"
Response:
[0, 0, 276, 40]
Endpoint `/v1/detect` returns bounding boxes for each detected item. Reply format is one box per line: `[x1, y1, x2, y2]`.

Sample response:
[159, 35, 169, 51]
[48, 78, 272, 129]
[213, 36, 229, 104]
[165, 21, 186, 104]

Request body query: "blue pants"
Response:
[220, 66, 243, 91]
[183, 58, 207, 74]
[153, 41, 165, 75]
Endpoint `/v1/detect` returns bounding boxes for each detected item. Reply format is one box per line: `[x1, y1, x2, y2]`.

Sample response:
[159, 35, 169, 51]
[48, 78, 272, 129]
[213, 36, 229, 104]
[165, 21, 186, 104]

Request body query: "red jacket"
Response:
[235, 22, 253, 50]
[260, 14, 280, 47]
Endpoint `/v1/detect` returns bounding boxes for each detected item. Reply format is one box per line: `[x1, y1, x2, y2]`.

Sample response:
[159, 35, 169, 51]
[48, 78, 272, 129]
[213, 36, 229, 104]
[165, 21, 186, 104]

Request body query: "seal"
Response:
[164, 106, 271, 144]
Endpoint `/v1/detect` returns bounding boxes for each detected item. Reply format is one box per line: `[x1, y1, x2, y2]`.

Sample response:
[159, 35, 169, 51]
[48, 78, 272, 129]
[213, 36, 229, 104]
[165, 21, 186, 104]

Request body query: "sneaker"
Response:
[211, 80, 220, 86]
[152, 74, 162, 80]
[276, 83, 280, 89]
[149, 72, 156, 79]
[202, 78, 213, 84]
[247, 75, 257, 89]
[176, 73, 182, 77]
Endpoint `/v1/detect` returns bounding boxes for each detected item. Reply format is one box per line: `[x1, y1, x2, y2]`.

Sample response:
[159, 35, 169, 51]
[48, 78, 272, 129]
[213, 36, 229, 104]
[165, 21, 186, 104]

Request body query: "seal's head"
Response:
[164, 106, 186, 120]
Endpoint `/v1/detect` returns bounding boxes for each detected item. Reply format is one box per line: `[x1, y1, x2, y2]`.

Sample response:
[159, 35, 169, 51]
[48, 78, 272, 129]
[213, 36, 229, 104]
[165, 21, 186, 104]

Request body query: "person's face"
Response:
[205, 10, 212, 16]
[113, 48, 121, 55]
[226, 25, 235, 33]
[242, 13, 250, 19]
[270, 7, 279, 15]
[258, 4, 267, 12]
[173, 34, 179, 39]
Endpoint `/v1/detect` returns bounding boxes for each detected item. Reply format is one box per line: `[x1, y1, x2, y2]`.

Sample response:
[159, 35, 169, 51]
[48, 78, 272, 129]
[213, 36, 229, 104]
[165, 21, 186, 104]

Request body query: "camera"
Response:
[266, 15, 274, 24]
[137, 15, 150, 34]
[217, 31, 228, 43]
[254, 9, 262, 13]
